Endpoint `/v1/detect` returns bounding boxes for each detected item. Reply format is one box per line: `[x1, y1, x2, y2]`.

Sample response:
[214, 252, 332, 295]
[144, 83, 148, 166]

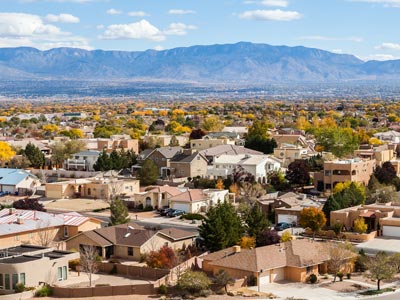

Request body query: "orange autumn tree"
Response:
[298, 207, 327, 239]
[145, 245, 177, 269]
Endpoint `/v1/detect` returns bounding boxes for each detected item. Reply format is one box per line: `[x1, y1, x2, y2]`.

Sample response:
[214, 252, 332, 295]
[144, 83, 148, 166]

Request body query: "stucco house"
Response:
[0, 209, 102, 249]
[0, 245, 79, 294]
[138, 146, 183, 178]
[66, 224, 197, 260]
[64, 150, 101, 171]
[169, 151, 209, 179]
[202, 240, 335, 285]
[0, 168, 41, 195]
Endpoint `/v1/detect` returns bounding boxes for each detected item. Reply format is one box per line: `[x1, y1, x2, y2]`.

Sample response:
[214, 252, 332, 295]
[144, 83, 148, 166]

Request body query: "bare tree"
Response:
[324, 241, 355, 282]
[80, 245, 99, 287]
[35, 219, 55, 247]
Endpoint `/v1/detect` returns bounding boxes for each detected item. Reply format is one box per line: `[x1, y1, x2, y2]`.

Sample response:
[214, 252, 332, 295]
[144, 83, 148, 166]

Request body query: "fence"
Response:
[52, 284, 154, 297]
[98, 263, 170, 280]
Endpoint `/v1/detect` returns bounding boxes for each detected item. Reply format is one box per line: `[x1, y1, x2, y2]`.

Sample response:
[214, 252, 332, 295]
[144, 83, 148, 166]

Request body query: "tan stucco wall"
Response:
[285, 265, 317, 282]
[0, 227, 63, 249]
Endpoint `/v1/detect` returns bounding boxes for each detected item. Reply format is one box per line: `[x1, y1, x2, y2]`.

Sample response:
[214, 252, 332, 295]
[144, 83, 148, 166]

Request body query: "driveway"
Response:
[251, 281, 400, 300]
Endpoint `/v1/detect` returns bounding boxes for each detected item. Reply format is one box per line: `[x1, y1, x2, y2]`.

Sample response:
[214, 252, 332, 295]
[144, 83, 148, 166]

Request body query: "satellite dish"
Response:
[124, 232, 131, 238]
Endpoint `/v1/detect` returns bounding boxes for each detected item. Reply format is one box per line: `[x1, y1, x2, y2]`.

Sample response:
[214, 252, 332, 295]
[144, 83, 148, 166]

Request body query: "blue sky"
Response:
[1, 0, 400, 61]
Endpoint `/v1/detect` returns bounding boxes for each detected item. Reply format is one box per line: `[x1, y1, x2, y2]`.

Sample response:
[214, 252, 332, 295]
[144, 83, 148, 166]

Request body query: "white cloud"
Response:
[168, 9, 196, 15]
[0, 13, 90, 49]
[154, 45, 164, 51]
[96, 24, 104, 29]
[298, 35, 363, 42]
[45, 13, 80, 23]
[349, 0, 400, 7]
[375, 42, 400, 50]
[261, 0, 289, 7]
[128, 11, 149, 17]
[100, 20, 165, 41]
[164, 23, 197, 36]
[360, 53, 400, 61]
[107, 9, 122, 15]
[239, 9, 301, 21]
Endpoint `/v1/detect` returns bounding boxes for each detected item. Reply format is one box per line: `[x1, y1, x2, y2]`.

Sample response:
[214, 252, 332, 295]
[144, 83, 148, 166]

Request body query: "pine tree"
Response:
[110, 150, 122, 170]
[245, 203, 270, 246]
[93, 150, 112, 171]
[24, 142, 45, 168]
[139, 159, 159, 186]
[199, 201, 244, 251]
[109, 197, 130, 225]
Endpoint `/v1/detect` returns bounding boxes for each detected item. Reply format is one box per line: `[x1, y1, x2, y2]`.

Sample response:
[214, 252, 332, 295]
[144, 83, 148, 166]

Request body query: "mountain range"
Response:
[0, 42, 399, 83]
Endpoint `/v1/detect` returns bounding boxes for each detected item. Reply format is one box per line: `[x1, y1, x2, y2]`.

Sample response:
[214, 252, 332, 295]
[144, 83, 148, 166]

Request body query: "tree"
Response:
[245, 203, 270, 246]
[268, 170, 289, 191]
[139, 159, 159, 186]
[0, 141, 16, 166]
[93, 150, 112, 171]
[199, 201, 244, 252]
[314, 127, 359, 158]
[145, 245, 177, 269]
[213, 270, 234, 294]
[13, 198, 45, 211]
[177, 271, 211, 294]
[280, 231, 292, 242]
[298, 207, 326, 238]
[201, 116, 224, 132]
[215, 178, 224, 190]
[80, 245, 100, 287]
[374, 161, 397, 185]
[189, 128, 206, 140]
[365, 252, 397, 291]
[325, 242, 355, 282]
[238, 236, 256, 249]
[109, 197, 130, 225]
[285, 160, 310, 187]
[169, 135, 180, 147]
[354, 217, 368, 234]
[257, 229, 280, 246]
[50, 140, 85, 168]
[245, 136, 277, 154]
[24, 143, 45, 168]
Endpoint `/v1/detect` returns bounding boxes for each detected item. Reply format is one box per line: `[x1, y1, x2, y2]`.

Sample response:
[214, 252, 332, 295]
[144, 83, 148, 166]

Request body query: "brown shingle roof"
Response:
[158, 228, 198, 241]
[204, 239, 330, 272]
[169, 189, 208, 203]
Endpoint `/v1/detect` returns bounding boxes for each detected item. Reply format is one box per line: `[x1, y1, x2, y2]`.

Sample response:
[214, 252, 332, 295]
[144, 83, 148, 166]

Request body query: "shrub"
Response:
[309, 274, 318, 284]
[181, 213, 205, 221]
[137, 203, 144, 210]
[15, 282, 25, 293]
[177, 271, 212, 294]
[158, 284, 167, 295]
[35, 285, 52, 297]
[346, 273, 351, 279]
[144, 205, 154, 211]
[337, 272, 344, 281]
[109, 264, 118, 275]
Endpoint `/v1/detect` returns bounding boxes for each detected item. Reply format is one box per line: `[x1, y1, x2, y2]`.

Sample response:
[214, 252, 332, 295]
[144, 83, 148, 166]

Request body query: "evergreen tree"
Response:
[24, 143, 45, 168]
[374, 161, 397, 185]
[169, 135, 180, 146]
[199, 201, 244, 252]
[245, 203, 270, 246]
[109, 197, 130, 225]
[139, 159, 159, 185]
[93, 150, 112, 171]
[110, 150, 122, 170]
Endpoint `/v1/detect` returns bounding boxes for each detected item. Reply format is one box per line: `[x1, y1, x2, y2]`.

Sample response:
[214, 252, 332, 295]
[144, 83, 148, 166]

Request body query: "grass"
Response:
[359, 287, 395, 295]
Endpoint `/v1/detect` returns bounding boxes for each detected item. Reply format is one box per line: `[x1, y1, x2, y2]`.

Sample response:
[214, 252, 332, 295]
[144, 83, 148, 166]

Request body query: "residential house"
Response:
[222, 126, 248, 137]
[66, 224, 197, 260]
[202, 132, 244, 146]
[373, 130, 400, 144]
[313, 158, 375, 192]
[64, 150, 100, 172]
[0, 168, 41, 195]
[273, 144, 311, 168]
[0, 209, 102, 249]
[271, 133, 312, 150]
[0, 245, 79, 294]
[142, 135, 188, 147]
[169, 189, 232, 213]
[207, 154, 281, 183]
[199, 145, 262, 164]
[202, 239, 353, 284]
[169, 150, 209, 179]
[354, 144, 396, 167]
[258, 192, 322, 225]
[138, 146, 183, 178]
[97, 134, 139, 154]
[190, 138, 235, 151]
[330, 202, 400, 237]
[46, 177, 140, 200]
[133, 185, 188, 209]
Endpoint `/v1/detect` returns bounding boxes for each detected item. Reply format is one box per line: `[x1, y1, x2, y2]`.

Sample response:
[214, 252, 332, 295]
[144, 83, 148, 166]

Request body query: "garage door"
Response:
[382, 226, 400, 237]
[259, 273, 270, 285]
[2, 185, 15, 193]
[270, 268, 285, 282]
[277, 214, 297, 225]
[171, 202, 190, 213]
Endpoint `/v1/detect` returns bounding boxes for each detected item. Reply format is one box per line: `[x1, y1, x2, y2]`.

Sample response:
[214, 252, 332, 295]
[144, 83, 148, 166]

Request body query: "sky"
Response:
[1, 0, 400, 61]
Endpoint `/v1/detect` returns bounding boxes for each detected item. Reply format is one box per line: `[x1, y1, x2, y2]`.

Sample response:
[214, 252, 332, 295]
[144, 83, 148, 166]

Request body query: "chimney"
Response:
[16, 217, 24, 225]
[232, 245, 241, 253]
[9, 208, 15, 215]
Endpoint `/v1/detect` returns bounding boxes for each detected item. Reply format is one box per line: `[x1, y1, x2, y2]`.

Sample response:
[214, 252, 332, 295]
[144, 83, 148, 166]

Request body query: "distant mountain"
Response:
[0, 42, 399, 83]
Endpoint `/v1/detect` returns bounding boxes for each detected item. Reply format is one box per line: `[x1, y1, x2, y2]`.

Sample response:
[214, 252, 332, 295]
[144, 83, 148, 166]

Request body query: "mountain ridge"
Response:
[0, 42, 398, 83]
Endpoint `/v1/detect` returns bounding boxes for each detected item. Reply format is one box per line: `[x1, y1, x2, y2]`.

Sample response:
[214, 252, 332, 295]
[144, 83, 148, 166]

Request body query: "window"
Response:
[12, 274, 18, 289]
[128, 247, 133, 256]
[87, 188, 91, 196]
[63, 266, 67, 280]
[19, 273, 25, 285]
[0, 274, 3, 289]
[57, 267, 62, 281]
[324, 170, 331, 176]
[306, 266, 312, 274]
[64, 227, 69, 237]
[4, 274, 9, 290]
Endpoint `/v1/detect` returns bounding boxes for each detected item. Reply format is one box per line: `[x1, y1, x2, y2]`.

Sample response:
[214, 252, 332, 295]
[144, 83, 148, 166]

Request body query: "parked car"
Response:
[160, 208, 173, 216]
[167, 209, 185, 218]
[275, 222, 292, 231]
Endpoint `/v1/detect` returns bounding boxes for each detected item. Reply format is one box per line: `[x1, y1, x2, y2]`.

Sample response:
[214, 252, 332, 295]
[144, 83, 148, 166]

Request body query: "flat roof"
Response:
[0, 255, 40, 264]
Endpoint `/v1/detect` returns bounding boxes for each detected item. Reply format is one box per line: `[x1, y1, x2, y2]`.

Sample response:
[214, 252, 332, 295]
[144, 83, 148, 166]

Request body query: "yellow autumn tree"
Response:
[238, 236, 256, 249]
[215, 178, 224, 190]
[0, 142, 16, 166]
